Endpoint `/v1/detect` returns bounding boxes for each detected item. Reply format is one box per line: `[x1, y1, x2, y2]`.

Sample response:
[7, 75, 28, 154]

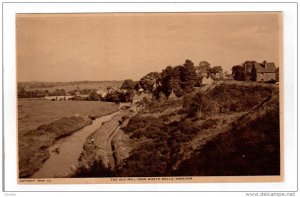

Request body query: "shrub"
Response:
[185, 83, 274, 117]
[36, 116, 87, 138]
[123, 116, 167, 140]
[174, 94, 280, 176]
[72, 159, 115, 177]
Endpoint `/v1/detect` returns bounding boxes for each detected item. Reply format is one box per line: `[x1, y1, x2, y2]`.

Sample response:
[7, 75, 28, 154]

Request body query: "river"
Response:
[31, 111, 120, 178]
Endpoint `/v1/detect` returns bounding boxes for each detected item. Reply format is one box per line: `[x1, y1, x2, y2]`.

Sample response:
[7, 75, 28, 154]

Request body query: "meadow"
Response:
[18, 99, 118, 136]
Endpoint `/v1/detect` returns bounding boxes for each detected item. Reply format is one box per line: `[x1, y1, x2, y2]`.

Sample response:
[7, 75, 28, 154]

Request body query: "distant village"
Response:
[18, 60, 279, 103]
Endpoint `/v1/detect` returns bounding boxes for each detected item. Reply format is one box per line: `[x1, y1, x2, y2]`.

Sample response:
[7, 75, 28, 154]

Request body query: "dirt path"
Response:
[78, 110, 135, 171]
[106, 125, 121, 170]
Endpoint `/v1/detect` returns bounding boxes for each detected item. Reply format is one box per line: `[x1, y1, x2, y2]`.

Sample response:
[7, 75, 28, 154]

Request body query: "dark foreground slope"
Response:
[174, 91, 280, 176]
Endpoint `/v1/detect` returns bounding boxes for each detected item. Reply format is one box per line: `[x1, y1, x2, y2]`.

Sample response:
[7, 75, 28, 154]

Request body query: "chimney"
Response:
[263, 60, 267, 65]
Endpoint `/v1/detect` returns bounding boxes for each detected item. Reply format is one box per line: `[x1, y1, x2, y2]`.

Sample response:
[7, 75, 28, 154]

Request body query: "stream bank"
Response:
[30, 111, 120, 178]
[74, 110, 134, 173]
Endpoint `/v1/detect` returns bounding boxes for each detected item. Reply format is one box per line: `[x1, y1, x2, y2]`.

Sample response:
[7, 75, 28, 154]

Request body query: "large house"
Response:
[254, 61, 276, 82]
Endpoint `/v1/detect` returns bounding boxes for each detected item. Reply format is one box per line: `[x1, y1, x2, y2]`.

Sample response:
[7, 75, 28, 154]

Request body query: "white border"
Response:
[2, 2, 298, 193]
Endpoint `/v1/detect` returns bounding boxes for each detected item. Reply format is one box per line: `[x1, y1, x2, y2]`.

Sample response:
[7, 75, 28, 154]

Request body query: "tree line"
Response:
[231, 61, 257, 81]
[231, 60, 279, 82]
[120, 59, 226, 101]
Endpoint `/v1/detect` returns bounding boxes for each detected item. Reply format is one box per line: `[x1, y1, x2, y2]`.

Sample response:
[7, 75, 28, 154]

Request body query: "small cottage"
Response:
[254, 61, 276, 82]
[202, 76, 214, 85]
[96, 88, 108, 98]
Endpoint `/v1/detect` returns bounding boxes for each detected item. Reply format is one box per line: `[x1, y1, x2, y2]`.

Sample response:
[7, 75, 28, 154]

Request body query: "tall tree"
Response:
[172, 65, 185, 97]
[210, 66, 223, 75]
[121, 79, 136, 91]
[232, 65, 246, 81]
[197, 61, 211, 77]
[181, 59, 197, 93]
[161, 66, 174, 98]
[139, 72, 161, 93]
[242, 61, 257, 81]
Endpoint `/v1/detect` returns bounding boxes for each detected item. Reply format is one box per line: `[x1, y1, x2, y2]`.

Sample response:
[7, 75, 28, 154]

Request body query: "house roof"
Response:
[168, 90, 177, 98]
[254, 62, 276, 73]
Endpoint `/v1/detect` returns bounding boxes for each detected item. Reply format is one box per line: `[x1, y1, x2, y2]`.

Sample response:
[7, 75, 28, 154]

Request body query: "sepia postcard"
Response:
[16, 12, 283, 184]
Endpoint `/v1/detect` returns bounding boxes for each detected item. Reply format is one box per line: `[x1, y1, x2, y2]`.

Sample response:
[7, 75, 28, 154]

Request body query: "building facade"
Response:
[254, 61, 276, 82]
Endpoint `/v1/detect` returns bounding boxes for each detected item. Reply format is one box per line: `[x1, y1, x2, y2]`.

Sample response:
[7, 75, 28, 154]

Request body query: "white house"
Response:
[96, 88, 108, 98]
[202, 76, 214, 85]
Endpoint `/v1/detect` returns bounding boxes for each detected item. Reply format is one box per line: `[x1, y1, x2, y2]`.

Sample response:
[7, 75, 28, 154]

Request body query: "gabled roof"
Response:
[168, 90, 177, 98]
[254, 62, 276, 73]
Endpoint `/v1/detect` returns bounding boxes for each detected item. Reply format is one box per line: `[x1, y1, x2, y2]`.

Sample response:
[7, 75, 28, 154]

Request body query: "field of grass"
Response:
[18, 99, 119, 177]
[18, 99, 118, 136]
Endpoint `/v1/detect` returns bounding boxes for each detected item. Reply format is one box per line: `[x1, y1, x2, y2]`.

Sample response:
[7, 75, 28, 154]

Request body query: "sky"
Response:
[16, 13, 281, 82]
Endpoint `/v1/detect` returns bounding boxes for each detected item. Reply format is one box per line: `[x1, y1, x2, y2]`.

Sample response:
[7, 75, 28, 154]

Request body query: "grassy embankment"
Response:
[18, 99, 118, 178]
[113, 81, 279, 176]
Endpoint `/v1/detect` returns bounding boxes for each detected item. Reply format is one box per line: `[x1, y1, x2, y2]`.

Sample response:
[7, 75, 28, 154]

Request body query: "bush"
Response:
[123, 116, 167, 140]
[185, 83, 274, 117]
[174, 94, 280, 176]
[72, 159, 115, 177]
[104, 91, 133, 103]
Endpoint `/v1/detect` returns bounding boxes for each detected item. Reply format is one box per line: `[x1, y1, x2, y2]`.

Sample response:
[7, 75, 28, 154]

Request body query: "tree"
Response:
[242, 61, 257, 81]
[161, 66, 174, 97]
[134, 83, 141, 91]
[121, 79, 136, 91]
[72, 158, 115, 177]
[139, 72, 161, 93]
[50, 89, 66, 96]
[197, 61, 211, 74]
[232, 65, 246, 81]
[250, 66, 257, 81]
[181, 59, 197, 93]
[210, 66, 223, 75]
[167, 65, 184, 97]
[90, 91, 100, 101]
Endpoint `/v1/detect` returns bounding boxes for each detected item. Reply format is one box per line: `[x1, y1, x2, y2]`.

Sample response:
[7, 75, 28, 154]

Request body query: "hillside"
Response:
[68, 81, 280, 177]
[174, 90, 280, 176]
[111, 81, 280, 176]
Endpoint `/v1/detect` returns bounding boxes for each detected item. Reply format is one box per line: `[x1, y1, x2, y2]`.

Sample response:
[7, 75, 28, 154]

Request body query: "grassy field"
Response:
[18, 99, 119, 177]
[18, 99, 118, 136]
